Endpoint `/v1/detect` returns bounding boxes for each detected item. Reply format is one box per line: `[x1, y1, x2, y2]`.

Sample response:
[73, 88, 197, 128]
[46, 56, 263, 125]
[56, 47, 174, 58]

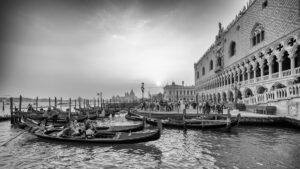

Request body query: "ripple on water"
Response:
[1, 117, 300, 169]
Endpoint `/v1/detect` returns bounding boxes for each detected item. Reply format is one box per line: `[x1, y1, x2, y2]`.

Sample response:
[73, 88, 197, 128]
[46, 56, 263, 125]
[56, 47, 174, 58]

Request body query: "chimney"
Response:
[182, 81, 184, 86]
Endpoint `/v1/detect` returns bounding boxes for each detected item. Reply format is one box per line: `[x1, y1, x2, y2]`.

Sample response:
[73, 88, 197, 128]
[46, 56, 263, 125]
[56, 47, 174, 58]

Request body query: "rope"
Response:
[1, 131, 27, 146]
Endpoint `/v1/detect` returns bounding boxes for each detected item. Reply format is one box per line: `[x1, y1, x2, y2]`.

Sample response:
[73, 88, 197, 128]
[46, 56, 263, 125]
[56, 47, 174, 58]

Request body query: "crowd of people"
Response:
[139, 100, 227, 114]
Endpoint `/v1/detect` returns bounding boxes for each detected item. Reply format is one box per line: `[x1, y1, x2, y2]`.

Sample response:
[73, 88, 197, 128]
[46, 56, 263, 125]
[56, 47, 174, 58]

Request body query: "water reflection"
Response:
[1, 116, 300, 168]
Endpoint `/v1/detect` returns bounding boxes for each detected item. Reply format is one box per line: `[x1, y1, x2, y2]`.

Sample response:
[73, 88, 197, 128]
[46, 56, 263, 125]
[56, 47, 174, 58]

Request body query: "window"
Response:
[251, 23, 265, 47]
[262, 0, 268, 9]
[202, 67, 205, 75]
[229, 41, 236, 57]
[210, 60, 213, 70]
[197, 71, 199, 79]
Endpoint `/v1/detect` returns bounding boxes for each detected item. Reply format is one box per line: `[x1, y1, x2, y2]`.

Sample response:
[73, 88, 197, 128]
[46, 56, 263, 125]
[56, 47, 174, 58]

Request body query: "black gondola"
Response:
[18, 118, 161, 144]
[126, 112, 240, 130]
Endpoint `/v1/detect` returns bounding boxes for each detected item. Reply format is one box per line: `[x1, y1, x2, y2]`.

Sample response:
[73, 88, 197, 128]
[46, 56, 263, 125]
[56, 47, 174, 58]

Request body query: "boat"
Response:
[18, 118, 161, 144]
[126, 112, 240, 130]
[96, 123, 144, 132]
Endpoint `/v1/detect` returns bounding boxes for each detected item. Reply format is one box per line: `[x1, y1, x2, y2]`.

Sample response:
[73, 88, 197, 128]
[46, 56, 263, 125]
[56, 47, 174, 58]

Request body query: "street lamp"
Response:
[141, 82, 145, 103]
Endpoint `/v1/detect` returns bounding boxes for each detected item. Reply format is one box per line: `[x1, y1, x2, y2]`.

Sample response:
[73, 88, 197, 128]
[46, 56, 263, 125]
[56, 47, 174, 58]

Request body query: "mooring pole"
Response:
[19, 95, 22, 112]
[36, 97, 38, 110]
[75, 99, 77, 109]
[69, 98, 71, 112]
[10, 97, 13, 124]
[54, 97, 57, 108]
[79, 97, 81, 109]
[69, 98, 71, 120]
[48, 97, 51, 107]
[60, 97, 62, 109]
[94, 98, 96, 108]
[83, 99, 86, 108]
[2, 100, 4, 112]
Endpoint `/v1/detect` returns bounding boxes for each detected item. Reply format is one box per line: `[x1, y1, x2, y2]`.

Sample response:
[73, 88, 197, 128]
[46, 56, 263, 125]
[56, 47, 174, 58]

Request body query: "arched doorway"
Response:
[256, 63, 261, 77]
[295, 45, 300, 68]
[271, 82, 286, 90]
[249, 65, 254, 79]
[271, 56, 279, 73]
[257, 86, 267, 94]
[217, 93, 221, 103]
[282, 51, 291, 71]
[244, 88, 254, 98]
[222, 92, 227, 103]
[228, 91, 234, 102]
[262, 59, 269, 76]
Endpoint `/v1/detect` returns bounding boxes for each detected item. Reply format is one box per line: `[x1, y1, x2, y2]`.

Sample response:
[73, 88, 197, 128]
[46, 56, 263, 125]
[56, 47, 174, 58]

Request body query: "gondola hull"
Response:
[126, 113, 240, 130]
[33, 129, 160, 144]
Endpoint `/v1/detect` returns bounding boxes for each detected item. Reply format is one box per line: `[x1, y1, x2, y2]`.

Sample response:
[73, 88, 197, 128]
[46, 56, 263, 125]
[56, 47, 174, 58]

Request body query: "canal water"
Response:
[1, 103, 300, 169]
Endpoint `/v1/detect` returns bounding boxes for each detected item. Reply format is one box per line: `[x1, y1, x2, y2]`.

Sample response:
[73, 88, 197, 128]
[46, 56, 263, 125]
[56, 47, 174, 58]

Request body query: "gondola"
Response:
[19, 118, 161, 144]
[126, 112, 240, 130]
[96, 123, 144, 132]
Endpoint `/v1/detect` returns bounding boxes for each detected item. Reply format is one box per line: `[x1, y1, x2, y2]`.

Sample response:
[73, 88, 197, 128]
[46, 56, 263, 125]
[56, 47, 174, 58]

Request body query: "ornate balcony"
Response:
[282, 70, 291, 77]
[272, 73, 279, 79]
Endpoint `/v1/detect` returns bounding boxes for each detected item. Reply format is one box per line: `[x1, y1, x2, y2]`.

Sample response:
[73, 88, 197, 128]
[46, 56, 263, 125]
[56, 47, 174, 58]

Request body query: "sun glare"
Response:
[156, 81, 161, 87]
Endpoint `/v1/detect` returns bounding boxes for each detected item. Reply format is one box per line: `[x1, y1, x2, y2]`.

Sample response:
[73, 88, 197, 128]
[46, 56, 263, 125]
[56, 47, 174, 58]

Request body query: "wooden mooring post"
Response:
[75, 99, 77, 109]
[2, 100, 4, 111]
[10, 97, 13, 124]
[60, 97, 63, 109]
[54, 97, 57, 108]
[36, 97, 38, 110]
[48, 97, 51, 107]
[19, 95, 22, 112]
[69, 98, 71, 111]
[79, 97, 81, 109]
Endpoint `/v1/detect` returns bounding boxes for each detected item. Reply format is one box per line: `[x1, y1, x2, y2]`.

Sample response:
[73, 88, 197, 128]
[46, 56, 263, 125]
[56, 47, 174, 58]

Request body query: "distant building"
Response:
[111, 89, 138, 103]
[163, 81, 195, 102]
[150, 92, 164, 102]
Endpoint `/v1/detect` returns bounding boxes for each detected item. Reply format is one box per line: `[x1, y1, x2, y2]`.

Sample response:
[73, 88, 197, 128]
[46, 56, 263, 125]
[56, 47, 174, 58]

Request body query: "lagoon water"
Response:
[1, 103, 300, 169]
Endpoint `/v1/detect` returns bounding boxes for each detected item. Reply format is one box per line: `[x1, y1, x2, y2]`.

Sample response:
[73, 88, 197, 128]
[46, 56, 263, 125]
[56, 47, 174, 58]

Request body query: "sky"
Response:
[0, 0, 248, 99]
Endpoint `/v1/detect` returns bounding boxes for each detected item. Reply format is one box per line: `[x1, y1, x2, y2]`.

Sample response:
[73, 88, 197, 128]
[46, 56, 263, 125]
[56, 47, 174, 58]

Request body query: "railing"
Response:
[296, 67, 300, 74]
[272, 73, 279, 79]
[263, 75, 269, 81]
[244, 80, 248, 84]
[288, 83, 300, 98]
[266, 91, 276, 102]
[282, 69, 291, 77]
[256, 77, 261, 82]
[257, 93, 265, 103]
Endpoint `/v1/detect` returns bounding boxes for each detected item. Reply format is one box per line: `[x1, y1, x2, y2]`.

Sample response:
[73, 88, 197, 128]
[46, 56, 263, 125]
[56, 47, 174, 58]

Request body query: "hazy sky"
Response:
[0, 0, 247, 99]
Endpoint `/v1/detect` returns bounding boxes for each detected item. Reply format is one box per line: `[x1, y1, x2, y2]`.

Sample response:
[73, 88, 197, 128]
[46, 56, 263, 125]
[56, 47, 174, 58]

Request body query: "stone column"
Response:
[291, 56, 295, 75]
[260, 64, 264, 77]
[278, 59, 283, 78]
[268, 61, 272, 79]
[253, 65, 257, 82]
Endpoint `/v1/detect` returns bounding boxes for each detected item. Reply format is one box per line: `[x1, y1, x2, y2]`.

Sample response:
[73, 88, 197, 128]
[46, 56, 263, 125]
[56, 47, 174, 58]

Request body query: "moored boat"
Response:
[19, 118, 161, 144]
[126, 112, 240, 130]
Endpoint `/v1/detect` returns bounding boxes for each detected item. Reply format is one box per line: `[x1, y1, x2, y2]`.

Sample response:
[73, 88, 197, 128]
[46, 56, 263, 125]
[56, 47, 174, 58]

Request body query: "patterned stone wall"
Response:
[195, 0, 300, 82]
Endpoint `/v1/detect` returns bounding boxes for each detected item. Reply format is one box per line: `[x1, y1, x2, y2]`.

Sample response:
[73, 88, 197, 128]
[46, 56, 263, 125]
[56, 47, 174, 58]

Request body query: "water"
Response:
[1, 113, 300, 168]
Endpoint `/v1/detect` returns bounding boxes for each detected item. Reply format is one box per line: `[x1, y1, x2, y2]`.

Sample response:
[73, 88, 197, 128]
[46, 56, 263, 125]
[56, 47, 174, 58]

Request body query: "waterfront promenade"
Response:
[135, 108, 300, 128]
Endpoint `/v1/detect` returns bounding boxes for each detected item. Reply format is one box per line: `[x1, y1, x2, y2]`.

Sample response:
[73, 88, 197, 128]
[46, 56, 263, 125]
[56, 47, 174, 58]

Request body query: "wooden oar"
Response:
[1, 130, 27, 146]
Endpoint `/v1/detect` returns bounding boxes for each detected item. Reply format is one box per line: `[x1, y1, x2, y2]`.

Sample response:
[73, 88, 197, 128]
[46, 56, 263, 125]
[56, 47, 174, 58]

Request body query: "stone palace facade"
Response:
[163, 82, 195, 102]
[194, 0, 300, 115]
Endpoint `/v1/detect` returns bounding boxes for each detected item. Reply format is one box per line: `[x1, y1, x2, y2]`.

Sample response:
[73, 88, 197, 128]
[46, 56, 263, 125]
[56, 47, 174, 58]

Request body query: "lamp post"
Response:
[141, 82, 145, 103]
